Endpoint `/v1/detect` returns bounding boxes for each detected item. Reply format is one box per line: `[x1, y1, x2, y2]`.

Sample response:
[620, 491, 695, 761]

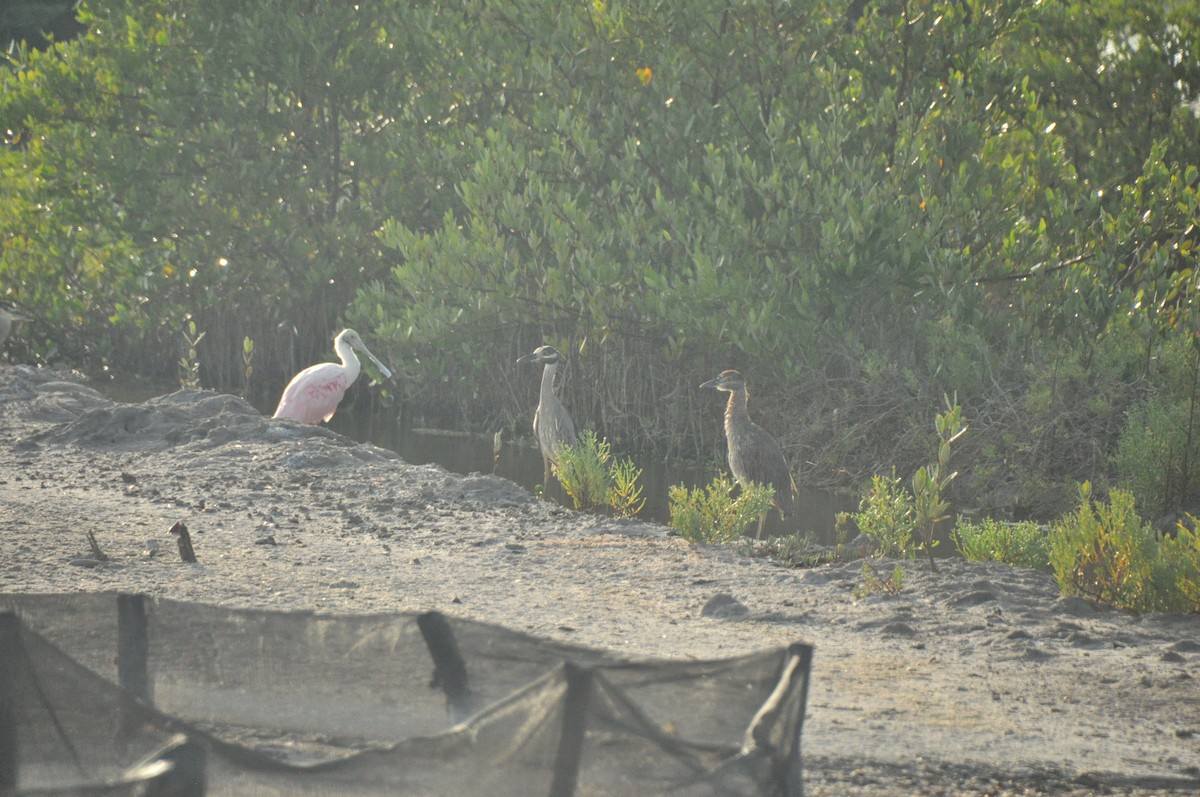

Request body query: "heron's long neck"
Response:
[724, 388, 750, 437]
[540, 362, 559, 403]
[335, 337, 362, 382]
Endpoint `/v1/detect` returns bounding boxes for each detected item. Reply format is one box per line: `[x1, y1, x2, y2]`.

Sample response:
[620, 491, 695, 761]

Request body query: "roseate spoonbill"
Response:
[516, 345, 578, 491]
[700, 369, 797, 538]
[0, 301, 27, 344]
[273, 328, 392, 424]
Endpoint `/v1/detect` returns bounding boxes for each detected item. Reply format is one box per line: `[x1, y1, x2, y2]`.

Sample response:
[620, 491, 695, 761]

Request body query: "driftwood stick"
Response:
[86, 530, 110, 561]
[169, 522, 197, 563]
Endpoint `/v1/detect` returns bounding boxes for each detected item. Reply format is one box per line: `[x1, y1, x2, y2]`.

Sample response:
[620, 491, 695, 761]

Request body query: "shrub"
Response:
[1048, 485, 1200, 613]
[853, 561, 906, 600]
[953, 518, 1049, 569]
[1162, 518, 1200, 609]
[912, 398, 967, 572]
[669, 475, 775, 545]
[606, 455, 647, 519]
[555, 431, 646, 518]
[1111, 392, 1200, 517]
[555, 431, 611, 512]
[842, 469, 916, 558]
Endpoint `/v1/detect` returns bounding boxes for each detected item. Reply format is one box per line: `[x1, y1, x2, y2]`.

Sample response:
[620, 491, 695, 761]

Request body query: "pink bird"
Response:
[273, 328, 392, 424]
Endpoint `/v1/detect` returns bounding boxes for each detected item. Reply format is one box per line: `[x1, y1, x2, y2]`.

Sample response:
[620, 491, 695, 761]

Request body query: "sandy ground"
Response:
[1, 363, 1198, 796]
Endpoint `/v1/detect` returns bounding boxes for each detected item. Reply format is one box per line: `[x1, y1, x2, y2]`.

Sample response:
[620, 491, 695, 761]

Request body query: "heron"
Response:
[700, 369, 798, 538]
[516, 344, 578, 494]
[273, 328, 392, 424]
[0, 301, 27, 345]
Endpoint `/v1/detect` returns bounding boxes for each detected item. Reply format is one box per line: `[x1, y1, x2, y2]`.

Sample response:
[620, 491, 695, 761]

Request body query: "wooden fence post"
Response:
[416, 612, 473, 722]
[118, 593, 151, 703]
[548, 663, 594, 797]
[0, 612, 21, 792]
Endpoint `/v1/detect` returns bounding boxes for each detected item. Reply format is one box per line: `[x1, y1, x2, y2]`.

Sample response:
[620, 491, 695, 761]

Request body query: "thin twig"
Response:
[85, 530, 110, 562]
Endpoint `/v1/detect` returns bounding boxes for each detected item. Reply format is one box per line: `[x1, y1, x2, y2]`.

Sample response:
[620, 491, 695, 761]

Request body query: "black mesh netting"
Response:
[1, 592, 812, 796]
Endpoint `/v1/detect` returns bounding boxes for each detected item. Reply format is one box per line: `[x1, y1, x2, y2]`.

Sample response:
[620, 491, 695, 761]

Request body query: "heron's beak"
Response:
[357, 344, 392, 379]
[699, 377, 721, 390]
[515, 352, 540, 365]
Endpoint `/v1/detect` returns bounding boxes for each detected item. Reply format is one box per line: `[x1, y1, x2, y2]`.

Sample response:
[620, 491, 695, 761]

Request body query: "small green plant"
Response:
[178, 319, 205, 389]
[912, 396, 968, 572]
[669, 474, 775, 544]
[853, 561, 905, 599]
[953, 517, 1049, 569]
[843, 469, 916, 558]
[555, 430, 646, 518]
[1048, 484, 1200, 613]
[241, 336, 255, 397]
[556, 431, 611, 511]
[1164, 517, 1200, 609]
[607, 455, 647, 519]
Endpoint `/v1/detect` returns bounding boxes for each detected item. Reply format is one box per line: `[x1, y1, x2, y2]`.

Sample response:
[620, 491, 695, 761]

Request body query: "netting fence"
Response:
[1, 592, 812, 796]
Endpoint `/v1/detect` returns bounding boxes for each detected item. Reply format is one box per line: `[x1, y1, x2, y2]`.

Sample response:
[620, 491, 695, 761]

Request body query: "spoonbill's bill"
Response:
[273, 328, 392, 424]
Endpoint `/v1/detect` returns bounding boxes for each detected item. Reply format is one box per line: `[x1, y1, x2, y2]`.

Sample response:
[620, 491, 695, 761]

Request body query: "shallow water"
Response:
[95, 377, 853, 544]
[326, 408, 854, 544]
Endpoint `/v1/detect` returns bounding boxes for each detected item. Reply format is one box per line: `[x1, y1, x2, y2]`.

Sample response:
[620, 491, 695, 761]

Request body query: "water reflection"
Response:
[328, 409, 853, 544]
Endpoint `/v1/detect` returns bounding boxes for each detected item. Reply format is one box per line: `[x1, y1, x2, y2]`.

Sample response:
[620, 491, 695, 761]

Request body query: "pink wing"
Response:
[272, 364, 350, 424]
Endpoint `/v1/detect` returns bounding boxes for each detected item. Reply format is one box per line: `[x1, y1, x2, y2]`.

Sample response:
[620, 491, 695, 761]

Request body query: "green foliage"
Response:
[178, 321, 204, 390]
[2, 0, 430, 383]
[607, 456, 647, 520]
[841, 470, 917, 559]
[1163, 518, 1200, 610]
[241, 337, 255, 399]
[1112, 394, 1196, 516]
[556, 431, 611, 512]
[2, 0, 1199, 523]
[953, 518, 1049, 569]
[1048, 485, 1200, 613]
[853, 561, 906, 600]
[669, 475, 775, 545]
[1111, 338, 1200, 515]
[555, 430, 646, 518]
[913, 398, 968, 571]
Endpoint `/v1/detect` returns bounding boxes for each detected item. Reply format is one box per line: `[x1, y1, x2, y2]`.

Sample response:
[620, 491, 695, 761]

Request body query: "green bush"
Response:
[4, 0, 1200, 527]
[853, 561, 906, 600]
[953, 518, 1049, 569]
[1163, 518, 1200, 610]
[669, 475, 775, 545]
[606, 455, 648, 520]
[555, 431, 611, 512]
[841, 469, 916, 558]
[912, 398, 967, 570]
[555, 430, 646, 518]
[1048, 486, 1200, 613]
[1111, 339, 1200, 517]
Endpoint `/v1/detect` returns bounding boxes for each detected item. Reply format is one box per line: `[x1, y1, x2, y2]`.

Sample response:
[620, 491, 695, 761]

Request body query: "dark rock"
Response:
[702, 593, 749, 619]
